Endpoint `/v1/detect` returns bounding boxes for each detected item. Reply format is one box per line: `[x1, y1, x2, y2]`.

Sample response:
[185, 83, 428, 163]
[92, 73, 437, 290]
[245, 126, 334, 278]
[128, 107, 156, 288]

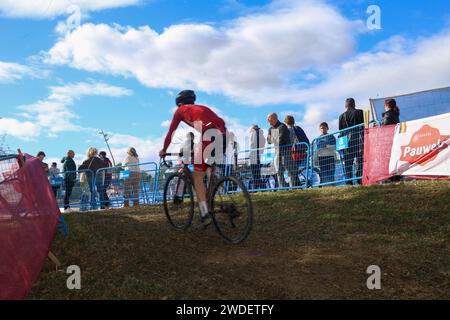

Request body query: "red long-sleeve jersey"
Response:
[163, 104, 226, 151]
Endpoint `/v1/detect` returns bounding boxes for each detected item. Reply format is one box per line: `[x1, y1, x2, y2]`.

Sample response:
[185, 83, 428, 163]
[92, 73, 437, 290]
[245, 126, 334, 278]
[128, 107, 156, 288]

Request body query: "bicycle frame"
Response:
[161, 154, 218, 204]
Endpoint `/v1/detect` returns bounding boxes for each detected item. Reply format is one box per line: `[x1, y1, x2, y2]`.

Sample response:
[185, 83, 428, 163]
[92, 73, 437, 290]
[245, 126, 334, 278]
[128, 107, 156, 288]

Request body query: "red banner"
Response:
[362, 125, 396, 185]
[0, 155, 60, 300]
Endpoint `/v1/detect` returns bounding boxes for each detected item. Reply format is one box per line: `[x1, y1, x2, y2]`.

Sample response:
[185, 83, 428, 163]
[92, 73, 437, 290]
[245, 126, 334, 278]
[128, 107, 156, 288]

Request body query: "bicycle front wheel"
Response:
[163, 173, 194, 230]
[210, 176, 253, 244]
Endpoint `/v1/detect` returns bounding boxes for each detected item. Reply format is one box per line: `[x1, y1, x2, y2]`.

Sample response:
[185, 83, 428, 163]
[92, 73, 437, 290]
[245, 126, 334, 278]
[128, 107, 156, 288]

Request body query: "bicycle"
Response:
[161, 153, 253, 244]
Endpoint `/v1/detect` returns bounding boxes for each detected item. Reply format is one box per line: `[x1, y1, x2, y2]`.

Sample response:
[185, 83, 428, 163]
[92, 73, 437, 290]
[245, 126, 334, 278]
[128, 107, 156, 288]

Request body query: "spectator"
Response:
[315, 122, 337, 185]
[180, 132, 195, 164]
[99, 151, 113, 209]
[284, 116, 310, 146]
[226, 131, 239, 168]
[284, 115, 310, 186]
[122, 147, 140, 208]
[382, 98, 401, 126]
[36, 151, 49, 173]
[338, 98, 364, 185]
[61, 150, 76, 212]
[225, 132, 239, 190]
[48, 162, 61, 198]
[249, 125, 266, 190]
[78, 147, 108, 209]
[267, 113, 296, 188]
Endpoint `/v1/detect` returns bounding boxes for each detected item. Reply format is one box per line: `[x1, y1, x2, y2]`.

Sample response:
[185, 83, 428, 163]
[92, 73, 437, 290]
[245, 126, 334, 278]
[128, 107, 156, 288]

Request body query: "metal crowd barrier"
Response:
[52, 169, 96, 211]
[94, 162, 158, 209]
[310, 124, 365, 188]
[228, 142, 312, 192]
[55, 123, 374, 211]
[152, 158, 185, 204]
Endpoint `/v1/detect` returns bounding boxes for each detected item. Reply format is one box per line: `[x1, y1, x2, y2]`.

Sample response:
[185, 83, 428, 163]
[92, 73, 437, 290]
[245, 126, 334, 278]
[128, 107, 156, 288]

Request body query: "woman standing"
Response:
[78, 147, 108, 209]
[382, 98, 401, 126]
[122, 147, 140, 208]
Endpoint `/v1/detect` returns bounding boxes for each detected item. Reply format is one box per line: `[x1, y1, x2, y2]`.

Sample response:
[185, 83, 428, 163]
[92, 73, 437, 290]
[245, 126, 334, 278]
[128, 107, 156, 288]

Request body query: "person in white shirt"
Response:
[122, 147, 140, 208]
[180, 132, 195, 165]
[249, 125, 266, 190]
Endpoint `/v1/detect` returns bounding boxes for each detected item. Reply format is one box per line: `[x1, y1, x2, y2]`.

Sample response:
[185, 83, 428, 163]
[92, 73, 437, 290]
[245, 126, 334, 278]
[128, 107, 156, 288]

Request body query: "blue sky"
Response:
[0, 0, 449, 165]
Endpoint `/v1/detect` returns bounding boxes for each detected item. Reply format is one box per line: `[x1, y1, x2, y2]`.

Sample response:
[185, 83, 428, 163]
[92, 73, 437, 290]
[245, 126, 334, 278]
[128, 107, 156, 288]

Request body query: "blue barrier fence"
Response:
[94, 162, 158, 208]
[58, 124, 377, 211]
[52, 169, 97, 211]
[310, 123, 365, 187]
[228, 142, 312, 193]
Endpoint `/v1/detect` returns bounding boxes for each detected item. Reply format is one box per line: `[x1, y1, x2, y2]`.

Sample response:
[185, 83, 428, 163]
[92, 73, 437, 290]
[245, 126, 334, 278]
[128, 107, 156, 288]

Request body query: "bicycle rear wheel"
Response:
[163, 173, 194, 230]
[210, 176, 253, 244]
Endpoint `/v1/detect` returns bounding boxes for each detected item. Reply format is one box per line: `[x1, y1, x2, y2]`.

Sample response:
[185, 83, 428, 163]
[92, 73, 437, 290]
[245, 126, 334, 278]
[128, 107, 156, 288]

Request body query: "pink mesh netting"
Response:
[0, 154, 60, 300]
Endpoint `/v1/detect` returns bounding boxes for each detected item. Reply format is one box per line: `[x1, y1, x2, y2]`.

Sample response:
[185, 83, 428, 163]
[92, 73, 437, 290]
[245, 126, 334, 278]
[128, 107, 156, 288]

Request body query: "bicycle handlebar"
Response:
[161, 153, 182, 157]
[160, 153, 182, 168]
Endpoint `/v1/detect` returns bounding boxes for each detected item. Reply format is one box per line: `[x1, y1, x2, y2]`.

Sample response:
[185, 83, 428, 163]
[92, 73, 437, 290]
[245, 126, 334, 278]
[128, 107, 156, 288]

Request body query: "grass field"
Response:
[29, 181, 450, 300]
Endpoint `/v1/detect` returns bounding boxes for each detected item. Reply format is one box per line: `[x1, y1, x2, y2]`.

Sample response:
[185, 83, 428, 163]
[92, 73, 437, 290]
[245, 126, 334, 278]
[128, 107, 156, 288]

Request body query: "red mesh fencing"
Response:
[362, 125, 396, 185]
[0, 154, 60, 300]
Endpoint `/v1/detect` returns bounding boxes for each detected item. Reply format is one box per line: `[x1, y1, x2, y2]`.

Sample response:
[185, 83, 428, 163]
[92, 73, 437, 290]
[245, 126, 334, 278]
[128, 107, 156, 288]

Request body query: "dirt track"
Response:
[29, 181, 450, 299]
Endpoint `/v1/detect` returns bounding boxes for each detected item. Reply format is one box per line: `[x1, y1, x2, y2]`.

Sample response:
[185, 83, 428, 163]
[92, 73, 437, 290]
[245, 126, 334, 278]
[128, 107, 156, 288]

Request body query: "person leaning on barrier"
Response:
[48, 162, 61, 198]
[78, 147, 108, 209]
[338, 98, 365, 185]
[61, 150, 76, 212]
[249, 125, 266, 190]
[314, 123, 337, 185]
[267, 113, 296, 188]
[122, 147, 140, 208]
[283, 116, 309, 187]
[99, 151, 113, 209]
[382, 98, 401, 126]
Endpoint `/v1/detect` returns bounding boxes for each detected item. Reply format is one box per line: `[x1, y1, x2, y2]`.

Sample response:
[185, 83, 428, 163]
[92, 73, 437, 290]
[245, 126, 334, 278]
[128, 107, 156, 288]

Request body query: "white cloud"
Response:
[0, 118, 41, 140]
[13, 82, 133, 138]
[41, 0, 450, 145]
[0, 61, 45, 82]
[108, 133, 162, 164]
[160, 120, 171, 128]
[0, 0, 141, 18]
[287, 30, 450, 136]
[45, 0, 359, 103]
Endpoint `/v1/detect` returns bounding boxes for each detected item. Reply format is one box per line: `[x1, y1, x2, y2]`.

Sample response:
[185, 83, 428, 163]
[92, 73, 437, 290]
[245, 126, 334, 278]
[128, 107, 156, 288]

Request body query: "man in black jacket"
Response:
[338, 98, 364, 185]
[267, 113, 296, 188]
[61, 150, 76, 211]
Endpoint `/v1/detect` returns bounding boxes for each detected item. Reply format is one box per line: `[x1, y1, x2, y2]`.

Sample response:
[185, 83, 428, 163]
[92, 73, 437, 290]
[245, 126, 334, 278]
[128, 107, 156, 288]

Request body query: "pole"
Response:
[99, 129, 116, 166]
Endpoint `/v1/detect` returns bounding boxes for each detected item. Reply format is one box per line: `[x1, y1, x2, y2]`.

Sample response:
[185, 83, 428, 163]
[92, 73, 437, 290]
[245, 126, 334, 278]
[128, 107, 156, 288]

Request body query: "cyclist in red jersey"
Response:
[159, 90, 227, 226]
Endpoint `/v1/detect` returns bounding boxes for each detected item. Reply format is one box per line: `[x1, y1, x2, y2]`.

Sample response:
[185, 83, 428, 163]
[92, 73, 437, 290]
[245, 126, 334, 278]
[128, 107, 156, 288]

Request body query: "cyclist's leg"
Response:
[193, 141, 211, 224]
[193, 169, 207, 203]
